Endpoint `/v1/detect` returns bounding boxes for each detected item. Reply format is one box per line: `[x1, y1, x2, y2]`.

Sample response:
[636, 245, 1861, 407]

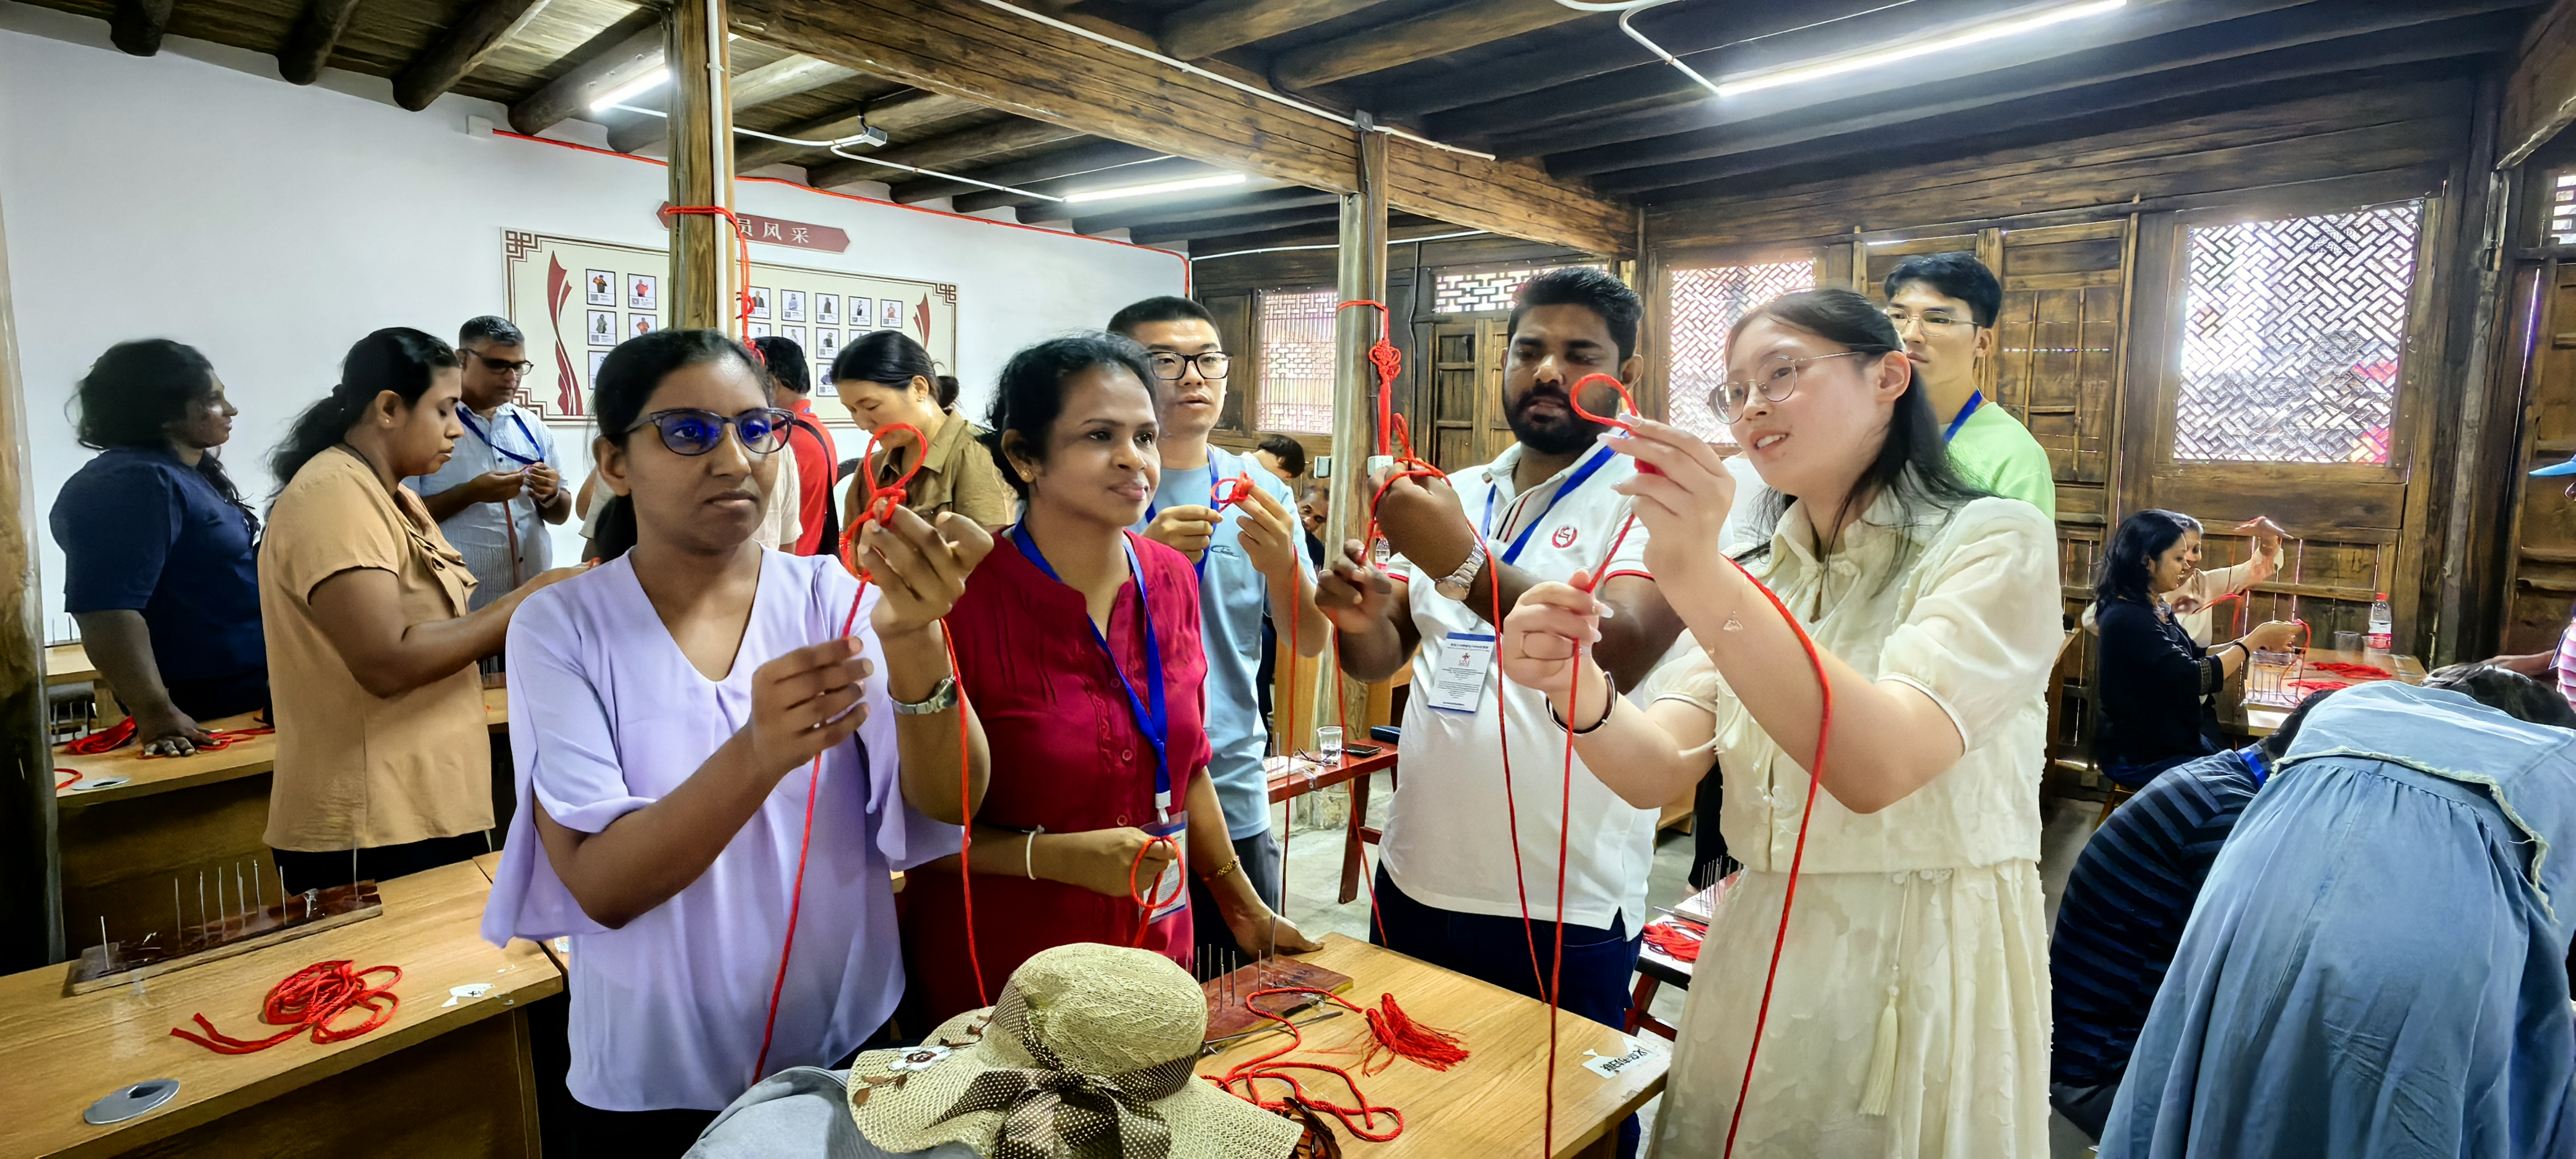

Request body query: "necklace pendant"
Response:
[1722, 611, 1745, 633]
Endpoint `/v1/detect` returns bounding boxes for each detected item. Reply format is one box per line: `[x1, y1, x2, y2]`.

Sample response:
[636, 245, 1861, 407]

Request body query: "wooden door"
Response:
[2500, 259, 2576, 654]
[1418, 319, 1511, 472]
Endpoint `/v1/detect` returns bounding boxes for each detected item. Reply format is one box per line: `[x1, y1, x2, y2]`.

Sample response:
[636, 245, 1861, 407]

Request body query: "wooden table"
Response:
[1198, 935, 1664, 1158]
[53, 689, 514, 957]
[1264, 742, 1401, 906]
[46, 643, 98, 687]
[0, 859, 561, 1158]
[2223, 648, 2427, 737]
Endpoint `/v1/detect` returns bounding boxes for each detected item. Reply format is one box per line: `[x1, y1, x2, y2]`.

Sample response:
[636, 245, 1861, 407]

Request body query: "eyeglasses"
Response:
[1146, 351, 1230, 381]
[625, 407, 793, 456]
[468, 352, 537, 377]
[1708, 350, 1868, 423]
[1882, 308, 1977, 336]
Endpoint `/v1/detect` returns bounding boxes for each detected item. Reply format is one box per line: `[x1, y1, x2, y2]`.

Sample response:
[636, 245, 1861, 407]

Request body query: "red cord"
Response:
[171, 960, 402, 1053]
[54, 768, 79, 789]
[1642, 920, 1704, 963]
[1126, 834, 1186, 947]
[660, 205, 758, 337]
[61, 717, 275, 757]
[1214, 984, 1469, 1142]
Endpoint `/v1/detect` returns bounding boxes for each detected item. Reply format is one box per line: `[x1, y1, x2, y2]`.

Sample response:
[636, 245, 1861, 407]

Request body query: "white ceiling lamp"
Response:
[1715, 0, 2126, 97]
[1062, 173, 1247, 204]
[590, 67, 672, 112]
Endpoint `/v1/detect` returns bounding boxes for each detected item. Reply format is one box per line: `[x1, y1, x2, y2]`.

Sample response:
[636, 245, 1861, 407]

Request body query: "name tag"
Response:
[1143, 814, 1190, 924]
[1425, 632, 1495, 714]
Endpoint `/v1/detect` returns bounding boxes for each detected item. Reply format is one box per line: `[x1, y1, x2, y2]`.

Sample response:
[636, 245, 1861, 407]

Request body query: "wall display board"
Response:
[505, 230, 957, 420]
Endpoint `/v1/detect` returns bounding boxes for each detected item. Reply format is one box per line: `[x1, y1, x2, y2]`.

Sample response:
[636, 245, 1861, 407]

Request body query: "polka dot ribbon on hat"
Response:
[926, 985, 1201, 1159]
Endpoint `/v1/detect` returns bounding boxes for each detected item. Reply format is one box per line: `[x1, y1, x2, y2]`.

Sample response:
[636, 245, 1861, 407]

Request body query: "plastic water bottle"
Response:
[2365, 593, 2393, 653]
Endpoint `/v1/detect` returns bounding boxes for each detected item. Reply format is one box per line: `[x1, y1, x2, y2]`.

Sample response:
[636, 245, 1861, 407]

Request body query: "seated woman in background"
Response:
[261, 328, 579, 893]
[901, 333, 1314, 1023]
[51, 340, 267, 755]
[482, 329, 989, 1153]
[833, 329, 1014, 531]
[2091, 509, 2301, 787]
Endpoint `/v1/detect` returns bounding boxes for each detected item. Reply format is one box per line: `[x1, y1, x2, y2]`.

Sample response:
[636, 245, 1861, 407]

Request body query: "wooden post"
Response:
[0, 181, 63, 971]
[665, 0, 738, 332]
[1310, 114, 1387, 755]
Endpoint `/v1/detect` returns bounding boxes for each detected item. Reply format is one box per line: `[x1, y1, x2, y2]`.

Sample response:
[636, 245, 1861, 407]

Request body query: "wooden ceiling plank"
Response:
[277, 0, 367, 84]
[731, 90, 984, 170]
[1159, 0, 1388, 61]
[729, 0, 1630, 253]
[110, 0, 173, 56]
[807, 118, 1089, 188]
[2500, 0, 2576, 166]
[1131, 204, 1344, 243]
[508, 23, 664, 133]
[1272, 0, 1585, 90]
[1073, 186, 1336, 234]
[903, 139, 1167, 204]
[951, 153, 1214, 212]
[1369, 0, 1822, 119]
[622, 52, 863, 154]
[394, 0, 554, 111]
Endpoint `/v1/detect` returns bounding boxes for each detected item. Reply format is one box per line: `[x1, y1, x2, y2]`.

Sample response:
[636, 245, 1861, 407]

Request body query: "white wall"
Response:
[0, 4, 1186, 619]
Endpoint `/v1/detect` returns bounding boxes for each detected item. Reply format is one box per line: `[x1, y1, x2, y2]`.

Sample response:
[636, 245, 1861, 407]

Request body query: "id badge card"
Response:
[1143, 813, 1190, 924]
[1426, 632, 1496, 714]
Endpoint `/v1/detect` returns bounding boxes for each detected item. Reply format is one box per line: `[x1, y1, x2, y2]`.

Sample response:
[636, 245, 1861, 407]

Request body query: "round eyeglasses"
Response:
[1146, 351, 1230, 381]
[1882, 308, 1975, 336]
[1707, 351, 1867, 424]
[626, 407, 794, 456]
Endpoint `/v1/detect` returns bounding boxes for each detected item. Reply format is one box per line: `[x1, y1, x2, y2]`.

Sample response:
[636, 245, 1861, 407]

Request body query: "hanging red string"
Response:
[171, 960, 402, 1053]
[661, 205, 759, 337]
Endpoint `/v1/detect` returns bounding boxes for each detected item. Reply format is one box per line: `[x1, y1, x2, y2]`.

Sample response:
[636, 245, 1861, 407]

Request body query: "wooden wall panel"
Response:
[2502, 0, 2576, 167]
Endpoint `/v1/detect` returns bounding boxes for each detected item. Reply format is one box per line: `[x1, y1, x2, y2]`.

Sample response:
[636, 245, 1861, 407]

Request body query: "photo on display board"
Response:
[587, 310, 617, 347]
[590, 350, 609, 380]
[878, 298, 904, 329]
[848, 297, 872, 327]
[816, 294, 840, 326]
[628, 274, 658, 311]
[748, 322, 772, 339]
[816, 329, 841, 362]
[630, 314, 657, 339]
[749, 287, 772, 319]
[783, 326, 806, 350]
[586, 270, 615, 307]
[780, 290, 807, 323]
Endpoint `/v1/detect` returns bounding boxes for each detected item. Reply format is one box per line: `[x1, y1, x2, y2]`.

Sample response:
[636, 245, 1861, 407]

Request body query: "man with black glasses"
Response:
[407, 315, 571, 609]
[1883, 253, 2055, 514]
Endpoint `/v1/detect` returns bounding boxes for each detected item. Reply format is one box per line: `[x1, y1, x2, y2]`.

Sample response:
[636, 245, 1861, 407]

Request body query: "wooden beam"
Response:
[619, 53, 863, 155]
[953, 153, 1211, 213]
[2502, 0, 2576, 166]
[0, 165, 65, 971]
[1580, 12, 2521, 194]
[728, 0, 1630, 253]
[108, 0, 172, 56]
[1073, 186, 1336, 235]
[1370, 0, 1820, 119]
[1189, 213, 1452, 257]
[1273, 0, 1584, 90]
[277, 0, 366, 84]
[908, 139, 1164, 205]
[508, 24, 664, 134]
[731, 90, 982, 171]
[808, 118, 1086, 189]
[668, 0, 739, 331]
[393, 0, 554, 112]
[1159, 0, 1387, 61]
[1133, 204, 1344, 244]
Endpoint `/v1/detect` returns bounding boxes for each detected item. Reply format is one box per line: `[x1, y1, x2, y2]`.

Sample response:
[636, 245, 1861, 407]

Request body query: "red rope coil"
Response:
[172, 960, 402, 1054]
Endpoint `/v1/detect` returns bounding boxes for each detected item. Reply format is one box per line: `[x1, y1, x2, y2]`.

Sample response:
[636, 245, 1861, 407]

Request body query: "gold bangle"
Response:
[1202, 856, 1243, 883]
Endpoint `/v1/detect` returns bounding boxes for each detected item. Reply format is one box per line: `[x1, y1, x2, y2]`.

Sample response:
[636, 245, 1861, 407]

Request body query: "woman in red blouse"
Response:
[903, 334, 1316, 1021]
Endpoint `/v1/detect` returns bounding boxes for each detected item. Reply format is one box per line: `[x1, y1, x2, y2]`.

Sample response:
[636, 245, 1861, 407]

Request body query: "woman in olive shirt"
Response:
[832, 330, 1013, 530]
[262, 328, 577, 892]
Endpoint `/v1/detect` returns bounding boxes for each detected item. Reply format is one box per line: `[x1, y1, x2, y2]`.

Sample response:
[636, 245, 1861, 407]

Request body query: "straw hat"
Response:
[847, 943, 1303, 1159]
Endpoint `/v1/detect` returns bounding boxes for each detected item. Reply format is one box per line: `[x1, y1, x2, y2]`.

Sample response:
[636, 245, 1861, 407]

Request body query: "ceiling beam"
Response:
[1189, 215, 1469, 256]
[806, 118, 1088, 188]
[277, 0, 365, 83]
[108, 0, 172, 56]
[2502, 0, 2576, 165]
[1159, 0, 1388, 61]
[1272, 0, 1586, 90]
[914, 140, 1168, 206]
[1556, 2, 2524, 185]
[951, 154, 1212, 213]
[393, 0, 553, 111]
[728, 0, 1631, 253]
[509, 24, 664, 134]
[731, 90, 981, 171]
[1073, 186, 1336, 234]
[1370, 0, 1820, 119]
[617, 53, 862, 154]
[1429, 0, 2323, 150]
[1132, 204, 1344, 244]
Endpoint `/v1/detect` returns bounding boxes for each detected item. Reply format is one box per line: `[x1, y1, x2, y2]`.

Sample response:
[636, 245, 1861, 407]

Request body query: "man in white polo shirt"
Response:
[1317, 269, 1683, 1105]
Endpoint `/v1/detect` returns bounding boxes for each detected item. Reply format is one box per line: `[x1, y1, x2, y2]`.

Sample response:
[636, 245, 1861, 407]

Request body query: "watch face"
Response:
[1435, 579, 1468, 599]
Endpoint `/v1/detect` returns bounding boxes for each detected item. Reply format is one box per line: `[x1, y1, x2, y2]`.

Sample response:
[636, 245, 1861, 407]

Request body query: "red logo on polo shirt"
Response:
[1551, 526, 1578, 549]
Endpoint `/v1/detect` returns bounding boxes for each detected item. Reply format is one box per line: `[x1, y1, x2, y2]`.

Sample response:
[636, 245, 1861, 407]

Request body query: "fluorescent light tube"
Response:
[1063, 173, 1247, 204]
[591, 67, 672, 112]
[1716, 0, 2126, 98]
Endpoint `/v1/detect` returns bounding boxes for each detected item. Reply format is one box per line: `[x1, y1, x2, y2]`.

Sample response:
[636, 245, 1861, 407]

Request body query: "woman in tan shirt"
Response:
[830, 329, 1014, 531]
[262, 327, 577, 893]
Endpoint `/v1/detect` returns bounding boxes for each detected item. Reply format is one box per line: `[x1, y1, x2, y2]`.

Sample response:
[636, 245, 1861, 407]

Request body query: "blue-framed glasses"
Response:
[625, 407, 793, 456]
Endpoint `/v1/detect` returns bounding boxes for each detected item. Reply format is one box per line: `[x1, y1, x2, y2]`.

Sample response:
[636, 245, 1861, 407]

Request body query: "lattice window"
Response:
[1667, 258, 1819, 443]
[1430, 263, 1604, 315]
[2172, 203, 2419, 466]
[2552, 170, 2576, 245]
[1257, 289, 1337, 434]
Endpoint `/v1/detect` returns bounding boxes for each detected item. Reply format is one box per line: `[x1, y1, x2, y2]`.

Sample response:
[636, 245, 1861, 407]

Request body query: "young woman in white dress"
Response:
[1498, 289, 2061, 1157]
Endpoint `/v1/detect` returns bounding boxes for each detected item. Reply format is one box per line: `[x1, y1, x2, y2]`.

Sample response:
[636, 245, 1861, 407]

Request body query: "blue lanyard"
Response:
[1941, 392, 1983, 443]
[1482, 445, 1615, 566]
[461, 407, 544, 467]
[2238, 747, 2269, 789]
[1010, 525, 1173, 815]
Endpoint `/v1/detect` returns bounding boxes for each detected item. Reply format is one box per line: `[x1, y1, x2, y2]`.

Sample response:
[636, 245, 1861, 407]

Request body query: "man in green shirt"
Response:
[1883, 252, 2056, 516]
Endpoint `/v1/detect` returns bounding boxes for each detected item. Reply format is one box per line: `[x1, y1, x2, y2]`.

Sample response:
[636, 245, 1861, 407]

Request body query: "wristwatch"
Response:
[891, 675, 960, 716]
[1433, 540, 1488, 601]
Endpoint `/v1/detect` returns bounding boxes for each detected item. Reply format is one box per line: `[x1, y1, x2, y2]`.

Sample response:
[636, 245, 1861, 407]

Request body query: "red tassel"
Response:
[1362, 993, 1469, 1074]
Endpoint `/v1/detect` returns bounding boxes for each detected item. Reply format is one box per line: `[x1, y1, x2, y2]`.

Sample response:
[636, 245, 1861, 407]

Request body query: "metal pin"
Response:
[173, 879, 183, 946]
[252, 858, 263, 918]
[197, 872, 206, 937]
[235, 864, 246, 924]
[98, 916, 107, 953]
[214, 872, 224, 936]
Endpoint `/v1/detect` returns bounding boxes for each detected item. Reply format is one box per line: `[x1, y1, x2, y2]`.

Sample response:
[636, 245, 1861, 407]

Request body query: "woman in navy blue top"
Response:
[51, 340, 266, 755]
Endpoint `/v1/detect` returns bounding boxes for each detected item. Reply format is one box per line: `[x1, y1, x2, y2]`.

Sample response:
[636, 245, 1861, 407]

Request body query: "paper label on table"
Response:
[443, 983, 495, 1007]
[1426, 633, 1495, 713]
[1583, 1038, 1656, 1079]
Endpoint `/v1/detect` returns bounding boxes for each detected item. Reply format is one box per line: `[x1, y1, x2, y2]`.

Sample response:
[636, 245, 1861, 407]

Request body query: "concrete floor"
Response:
[1268, 773, 2110, 1157]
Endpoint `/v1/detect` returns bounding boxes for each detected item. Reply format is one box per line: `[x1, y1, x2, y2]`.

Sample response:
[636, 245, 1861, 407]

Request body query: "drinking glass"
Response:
[1316, 726, 1344, 764]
